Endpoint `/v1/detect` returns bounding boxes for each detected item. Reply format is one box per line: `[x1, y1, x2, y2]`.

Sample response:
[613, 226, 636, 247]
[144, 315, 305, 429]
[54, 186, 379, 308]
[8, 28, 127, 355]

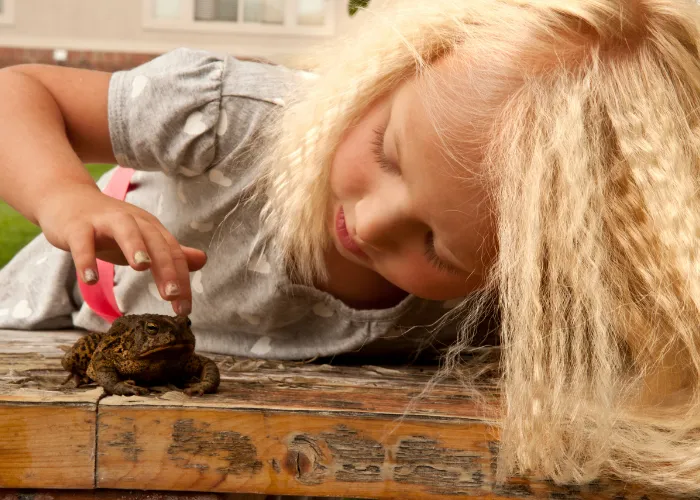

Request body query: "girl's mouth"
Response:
[336, 207, 367, 257]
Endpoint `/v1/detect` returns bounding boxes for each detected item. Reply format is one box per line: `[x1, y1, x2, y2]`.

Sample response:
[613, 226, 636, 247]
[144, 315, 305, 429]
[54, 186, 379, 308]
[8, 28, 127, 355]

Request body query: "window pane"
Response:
[244, 0, 283, 25]
[195, 0, 238, 21]
[153, 0, 181, 19]
[297, 0, 324, 26]
[217, 0, 239, 21]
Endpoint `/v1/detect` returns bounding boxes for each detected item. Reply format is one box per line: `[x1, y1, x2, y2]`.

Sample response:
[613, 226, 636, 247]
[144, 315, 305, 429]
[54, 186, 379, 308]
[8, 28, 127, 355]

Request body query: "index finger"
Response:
[171, 254, 193, 315]
[132, 210, 196, 314]
[137, 221, 184, 301]
[151, 226, 195, 316]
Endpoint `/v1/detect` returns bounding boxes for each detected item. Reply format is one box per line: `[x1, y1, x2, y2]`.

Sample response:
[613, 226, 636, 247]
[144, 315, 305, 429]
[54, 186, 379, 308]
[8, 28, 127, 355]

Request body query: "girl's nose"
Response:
[354, 190, 415, 250]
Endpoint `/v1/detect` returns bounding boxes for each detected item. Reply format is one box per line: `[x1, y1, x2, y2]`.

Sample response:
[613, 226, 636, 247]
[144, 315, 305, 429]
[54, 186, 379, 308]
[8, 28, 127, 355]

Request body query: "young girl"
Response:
[2, 0, 700, 493]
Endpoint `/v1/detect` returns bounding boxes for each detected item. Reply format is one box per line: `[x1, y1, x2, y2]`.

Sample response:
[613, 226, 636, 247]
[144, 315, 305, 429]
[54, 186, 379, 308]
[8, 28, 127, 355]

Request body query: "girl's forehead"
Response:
[391, 55, 498, 178]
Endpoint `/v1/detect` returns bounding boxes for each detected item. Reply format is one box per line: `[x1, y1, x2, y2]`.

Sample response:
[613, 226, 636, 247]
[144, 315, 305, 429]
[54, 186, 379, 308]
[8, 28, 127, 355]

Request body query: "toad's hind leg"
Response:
[183, 355, 220, 396]
[61, 331, 104, 387]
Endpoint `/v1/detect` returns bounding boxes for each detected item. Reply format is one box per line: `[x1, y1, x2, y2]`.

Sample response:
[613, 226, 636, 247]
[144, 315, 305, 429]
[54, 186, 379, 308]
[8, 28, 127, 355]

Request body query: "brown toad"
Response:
[61, 314, 220, 396]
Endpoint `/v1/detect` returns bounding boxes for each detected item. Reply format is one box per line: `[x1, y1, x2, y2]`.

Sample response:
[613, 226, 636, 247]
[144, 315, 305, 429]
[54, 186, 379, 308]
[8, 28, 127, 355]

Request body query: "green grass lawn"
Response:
[0, 164, 114, 268]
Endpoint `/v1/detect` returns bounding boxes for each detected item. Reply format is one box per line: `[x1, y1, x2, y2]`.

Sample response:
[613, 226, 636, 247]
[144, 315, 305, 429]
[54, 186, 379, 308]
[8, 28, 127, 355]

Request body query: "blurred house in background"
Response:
[0, 0, 365, 71]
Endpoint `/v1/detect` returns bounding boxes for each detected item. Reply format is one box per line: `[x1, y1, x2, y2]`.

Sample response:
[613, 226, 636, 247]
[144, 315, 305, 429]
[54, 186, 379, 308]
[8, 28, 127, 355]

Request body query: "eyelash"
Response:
[371, 125, 398, 174]
[424, 233, 461, 275]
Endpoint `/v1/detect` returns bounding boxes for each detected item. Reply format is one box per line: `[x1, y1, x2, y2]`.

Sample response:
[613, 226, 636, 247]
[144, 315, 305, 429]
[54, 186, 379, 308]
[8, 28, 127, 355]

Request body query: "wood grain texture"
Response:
[95, 406, 668, 499]
[0, 331, 99, 489]
[0, 491, 265, 499]
[0, 405, 96, 489]
[0, 329, 685, 498]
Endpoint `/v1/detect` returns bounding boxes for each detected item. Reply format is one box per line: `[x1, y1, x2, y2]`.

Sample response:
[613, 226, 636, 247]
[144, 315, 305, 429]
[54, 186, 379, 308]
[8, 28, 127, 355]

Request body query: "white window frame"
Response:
[0, 0, 16, 25]
[143, 0, 336, 37]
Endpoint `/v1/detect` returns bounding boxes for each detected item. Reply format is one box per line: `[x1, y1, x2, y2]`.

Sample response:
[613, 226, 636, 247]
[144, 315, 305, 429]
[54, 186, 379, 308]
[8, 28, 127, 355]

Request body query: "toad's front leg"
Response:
[88, 352, 149, 396]
[183, 354, 220, 396]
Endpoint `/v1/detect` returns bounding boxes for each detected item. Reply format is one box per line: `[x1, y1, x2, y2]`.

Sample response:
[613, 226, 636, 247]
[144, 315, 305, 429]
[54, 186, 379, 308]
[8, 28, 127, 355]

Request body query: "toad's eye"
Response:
[145, 322, 159, 334]
[186, 318, 192, 327]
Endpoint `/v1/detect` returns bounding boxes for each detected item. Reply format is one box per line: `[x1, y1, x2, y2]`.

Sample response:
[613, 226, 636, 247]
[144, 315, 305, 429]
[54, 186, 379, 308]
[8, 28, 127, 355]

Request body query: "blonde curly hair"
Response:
[259, 0, 700, 492]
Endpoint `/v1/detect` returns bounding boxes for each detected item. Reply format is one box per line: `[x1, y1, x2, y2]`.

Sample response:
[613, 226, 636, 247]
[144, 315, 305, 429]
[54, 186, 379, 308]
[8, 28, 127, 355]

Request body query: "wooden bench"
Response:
[0, 329, 676, 499]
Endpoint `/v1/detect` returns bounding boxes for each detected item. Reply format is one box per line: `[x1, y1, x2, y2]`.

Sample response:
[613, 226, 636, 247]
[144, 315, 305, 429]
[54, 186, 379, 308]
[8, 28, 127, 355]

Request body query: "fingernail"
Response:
[134, 251, 151, 264]
[83, 269, 98, 284]
[175, 299, 191, 316]
[165, 281, 180, 297]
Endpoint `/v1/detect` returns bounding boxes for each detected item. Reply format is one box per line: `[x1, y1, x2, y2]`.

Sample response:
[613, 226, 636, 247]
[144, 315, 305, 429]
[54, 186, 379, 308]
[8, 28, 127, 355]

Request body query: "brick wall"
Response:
[0, 46, 279, 71]
[0, 47, 160, 72]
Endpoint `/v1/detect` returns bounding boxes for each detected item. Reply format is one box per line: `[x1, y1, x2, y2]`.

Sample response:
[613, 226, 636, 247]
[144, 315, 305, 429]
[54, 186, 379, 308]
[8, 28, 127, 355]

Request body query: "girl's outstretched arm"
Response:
[0, 64, 205, 315]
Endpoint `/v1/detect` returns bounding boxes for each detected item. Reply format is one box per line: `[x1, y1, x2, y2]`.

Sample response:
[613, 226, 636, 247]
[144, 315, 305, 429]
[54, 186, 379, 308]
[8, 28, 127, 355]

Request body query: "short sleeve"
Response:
[108, 48, 297, 177]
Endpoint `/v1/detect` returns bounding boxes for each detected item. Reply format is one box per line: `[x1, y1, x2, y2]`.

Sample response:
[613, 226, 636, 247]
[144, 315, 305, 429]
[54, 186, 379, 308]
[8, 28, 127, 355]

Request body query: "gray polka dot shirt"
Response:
[0, 48, 466, 360]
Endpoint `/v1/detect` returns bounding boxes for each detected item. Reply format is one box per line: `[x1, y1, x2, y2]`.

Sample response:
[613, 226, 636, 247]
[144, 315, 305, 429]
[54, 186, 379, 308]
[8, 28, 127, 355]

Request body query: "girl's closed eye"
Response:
[371, 125, 399, 174]
[424, 232, 461, 275]
[371, 124, 458, 276]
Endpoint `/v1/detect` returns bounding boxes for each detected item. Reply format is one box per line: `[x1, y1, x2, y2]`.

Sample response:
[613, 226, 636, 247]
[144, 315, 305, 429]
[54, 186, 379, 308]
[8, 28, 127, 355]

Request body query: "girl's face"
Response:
[328, 68, 497, 301]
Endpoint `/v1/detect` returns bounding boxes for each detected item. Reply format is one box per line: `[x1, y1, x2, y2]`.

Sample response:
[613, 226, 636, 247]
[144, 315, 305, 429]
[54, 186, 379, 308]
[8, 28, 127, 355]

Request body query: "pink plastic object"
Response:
[76, 166, 135, 323]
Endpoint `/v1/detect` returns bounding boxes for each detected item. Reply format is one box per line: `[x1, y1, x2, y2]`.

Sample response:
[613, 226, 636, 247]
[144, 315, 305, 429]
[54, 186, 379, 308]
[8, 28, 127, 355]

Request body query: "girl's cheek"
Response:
[382, 259, 477, 299]
[380, 259, 441, 296]
[331, 142, 369, 199]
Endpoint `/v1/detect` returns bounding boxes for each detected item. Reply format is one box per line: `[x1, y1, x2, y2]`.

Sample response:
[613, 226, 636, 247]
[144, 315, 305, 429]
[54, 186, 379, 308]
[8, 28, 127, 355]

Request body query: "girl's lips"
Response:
[336, 207, 366, 257]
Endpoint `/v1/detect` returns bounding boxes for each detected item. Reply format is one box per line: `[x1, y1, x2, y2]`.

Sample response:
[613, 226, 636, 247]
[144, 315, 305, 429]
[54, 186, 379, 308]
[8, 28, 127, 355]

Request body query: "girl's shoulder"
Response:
[121, 47, 306, 107]
[108, 48, 311, 178]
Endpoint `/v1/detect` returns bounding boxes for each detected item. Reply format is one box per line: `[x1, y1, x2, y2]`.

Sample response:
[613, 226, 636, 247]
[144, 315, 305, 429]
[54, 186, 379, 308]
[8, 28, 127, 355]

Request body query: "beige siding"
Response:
[0, 0, 369, 65]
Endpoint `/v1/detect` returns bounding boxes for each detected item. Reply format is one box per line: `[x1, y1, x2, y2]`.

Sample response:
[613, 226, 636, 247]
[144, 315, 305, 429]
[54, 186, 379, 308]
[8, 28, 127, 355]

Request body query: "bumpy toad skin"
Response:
[61, 314, 220, 396]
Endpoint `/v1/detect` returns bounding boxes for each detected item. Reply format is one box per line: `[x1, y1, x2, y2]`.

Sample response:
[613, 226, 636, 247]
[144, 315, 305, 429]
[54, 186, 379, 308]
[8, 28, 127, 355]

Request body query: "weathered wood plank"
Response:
[0, 491, 265, 499]
[95, 404, 666, 499]
[98, 361, 496, 419]
[0, 330, 100, 489]
[96, 405, 497, 497]
[0, 405, 96, 489]
[0, 329, 685, 498]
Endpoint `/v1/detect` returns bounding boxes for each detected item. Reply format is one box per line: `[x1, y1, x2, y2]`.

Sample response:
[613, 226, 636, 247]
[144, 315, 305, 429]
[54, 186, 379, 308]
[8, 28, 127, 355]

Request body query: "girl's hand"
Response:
[36, 183, 206, 316]
[0, 65, 205, 316]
